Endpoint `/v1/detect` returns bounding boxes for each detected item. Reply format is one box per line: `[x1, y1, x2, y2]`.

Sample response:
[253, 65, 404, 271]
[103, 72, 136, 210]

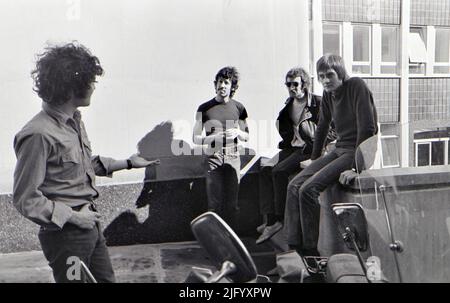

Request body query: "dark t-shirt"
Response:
[196, 98, 248, 148]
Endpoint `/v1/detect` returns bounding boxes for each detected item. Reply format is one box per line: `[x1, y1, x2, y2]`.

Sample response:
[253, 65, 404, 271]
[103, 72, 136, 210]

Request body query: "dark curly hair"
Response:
[214, 66, 239, 98]
[31, 42, 104, 105]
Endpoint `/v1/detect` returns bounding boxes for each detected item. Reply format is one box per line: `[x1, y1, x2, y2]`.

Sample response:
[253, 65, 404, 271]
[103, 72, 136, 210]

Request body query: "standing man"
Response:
[285, 54, 378, 256]
[256, 67, 332, 245]
[193, 66, 249, 228]
[13, 42, 160, 283]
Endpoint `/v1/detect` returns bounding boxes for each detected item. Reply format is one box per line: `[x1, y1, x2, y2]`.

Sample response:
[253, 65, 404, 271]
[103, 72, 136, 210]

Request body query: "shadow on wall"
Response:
[103, 121, 262, 246]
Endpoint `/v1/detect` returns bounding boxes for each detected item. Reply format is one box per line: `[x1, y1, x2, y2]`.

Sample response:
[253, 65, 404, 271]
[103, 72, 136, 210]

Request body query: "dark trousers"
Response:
[259, 147, 310, 217]
[206, 152, 240, 228]
[38, 222, 115, 283]
[285, 148, 355, 250]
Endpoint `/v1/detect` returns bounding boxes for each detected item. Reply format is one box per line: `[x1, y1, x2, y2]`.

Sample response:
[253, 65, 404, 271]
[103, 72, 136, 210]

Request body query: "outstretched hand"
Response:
[129, 153, 161, 169]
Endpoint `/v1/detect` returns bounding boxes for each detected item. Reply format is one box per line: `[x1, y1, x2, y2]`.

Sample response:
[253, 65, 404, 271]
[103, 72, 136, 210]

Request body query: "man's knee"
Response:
[298, 182, 321, 202]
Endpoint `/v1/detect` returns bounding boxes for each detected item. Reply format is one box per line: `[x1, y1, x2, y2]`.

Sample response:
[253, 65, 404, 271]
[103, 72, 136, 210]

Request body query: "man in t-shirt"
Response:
[193, 66, 249, 227]
[284, 54, 378, 257]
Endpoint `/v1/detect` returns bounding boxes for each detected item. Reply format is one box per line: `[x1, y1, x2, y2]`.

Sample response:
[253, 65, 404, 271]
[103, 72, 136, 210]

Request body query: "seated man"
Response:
[256, 67, 326, 244]
[284, 54, 378, 257]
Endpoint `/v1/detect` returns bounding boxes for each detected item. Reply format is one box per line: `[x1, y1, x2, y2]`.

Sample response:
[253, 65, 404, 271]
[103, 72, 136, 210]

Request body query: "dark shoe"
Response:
[300, 248, 320, 257]
[265, 266, 279, 276]
[256, 222, 283, 244]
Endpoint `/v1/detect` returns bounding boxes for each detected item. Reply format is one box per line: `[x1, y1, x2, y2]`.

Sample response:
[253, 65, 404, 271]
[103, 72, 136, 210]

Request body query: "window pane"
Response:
[434, 66, 450, 74]
[323, 24, 340, 55]
[381, 66, 397, 74]
[417, 143, 430, 166]
[382, 27, 398, 62]
[435, 28, 450, 63]
[409, 63, 426, 74]
[353, 26, 370, 62]
[352, 65, 371, 74]
[381, 137, 400, 167]
[431, 141, 445, 165]
[408, 31, 427, 63]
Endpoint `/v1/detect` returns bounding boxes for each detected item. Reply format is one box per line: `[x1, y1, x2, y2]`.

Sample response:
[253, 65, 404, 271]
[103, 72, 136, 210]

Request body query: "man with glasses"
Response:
[193, 66, 249, 228]
[256, 67, 332, 244]
[285, 54, 378, 257]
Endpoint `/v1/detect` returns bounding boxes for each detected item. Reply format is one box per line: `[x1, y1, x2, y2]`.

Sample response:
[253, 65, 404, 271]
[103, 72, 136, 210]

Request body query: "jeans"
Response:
[259, 147, 310, 217]
[38, 222, 115, 283]
[206, 151, 241, 228]
[285, 148, 355, 250]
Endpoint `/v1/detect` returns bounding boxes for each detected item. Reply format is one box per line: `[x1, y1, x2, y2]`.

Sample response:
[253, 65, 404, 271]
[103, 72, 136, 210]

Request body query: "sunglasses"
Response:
[285, 81, 302, 88]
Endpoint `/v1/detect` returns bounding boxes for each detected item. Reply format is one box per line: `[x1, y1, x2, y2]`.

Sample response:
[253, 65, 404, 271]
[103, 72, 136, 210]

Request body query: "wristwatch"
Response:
[126, 159, 133, 170]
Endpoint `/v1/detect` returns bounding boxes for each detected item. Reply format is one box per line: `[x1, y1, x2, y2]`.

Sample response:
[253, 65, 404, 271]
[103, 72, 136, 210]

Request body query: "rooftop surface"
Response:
[0, 238, 276, 283]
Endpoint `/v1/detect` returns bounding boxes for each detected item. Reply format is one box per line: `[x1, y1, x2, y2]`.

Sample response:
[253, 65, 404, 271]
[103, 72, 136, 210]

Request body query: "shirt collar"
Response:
[285, 93, 312, 107]
[42, 102, 81, 126]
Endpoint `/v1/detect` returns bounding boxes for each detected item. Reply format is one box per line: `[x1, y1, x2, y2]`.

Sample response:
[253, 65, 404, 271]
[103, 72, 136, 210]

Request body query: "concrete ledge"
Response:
[0, 155, 262, 253]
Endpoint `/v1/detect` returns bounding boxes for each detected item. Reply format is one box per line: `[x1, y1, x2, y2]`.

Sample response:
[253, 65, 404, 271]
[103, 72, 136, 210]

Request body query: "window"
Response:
[431, 141, 445, 165]
[353, 25, 371, 74]
[381, 27, 399, 74]
[381, 136, 400, 167]
[323, 23, 341, 56]
[409, 28, 427, 74]
[434, 28, 450, 74]
[415, 138, 449, 167]
[416, 143, 431, 166]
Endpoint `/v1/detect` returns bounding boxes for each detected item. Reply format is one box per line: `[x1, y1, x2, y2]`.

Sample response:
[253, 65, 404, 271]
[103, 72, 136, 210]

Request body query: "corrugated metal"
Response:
[409, 77, 450, 121]
[362, 77, 400, 123]
[322, 0, 400, 24]
[411, 0, 450, 26]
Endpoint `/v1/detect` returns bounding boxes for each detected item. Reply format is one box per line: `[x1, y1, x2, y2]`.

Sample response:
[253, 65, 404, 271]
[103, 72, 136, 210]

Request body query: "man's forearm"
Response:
[107, 159, 129, 172]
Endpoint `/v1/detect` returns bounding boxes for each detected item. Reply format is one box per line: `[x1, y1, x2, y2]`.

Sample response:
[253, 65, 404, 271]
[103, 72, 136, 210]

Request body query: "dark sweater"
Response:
[311, 77, 378, 160]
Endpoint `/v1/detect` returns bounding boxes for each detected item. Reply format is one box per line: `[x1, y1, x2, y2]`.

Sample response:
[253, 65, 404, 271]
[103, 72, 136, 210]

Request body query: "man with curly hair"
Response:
[13, 42, 159, 283]
[193, 67, 249, 228]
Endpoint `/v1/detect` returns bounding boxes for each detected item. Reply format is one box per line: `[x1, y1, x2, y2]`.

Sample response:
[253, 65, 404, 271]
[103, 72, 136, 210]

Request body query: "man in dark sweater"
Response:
[284, 54, 378, 256]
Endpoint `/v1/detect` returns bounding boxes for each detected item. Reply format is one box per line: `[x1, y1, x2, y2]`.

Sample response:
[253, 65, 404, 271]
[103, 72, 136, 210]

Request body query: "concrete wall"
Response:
[0, 154, 261, 254]
[0, 0, 309, 193]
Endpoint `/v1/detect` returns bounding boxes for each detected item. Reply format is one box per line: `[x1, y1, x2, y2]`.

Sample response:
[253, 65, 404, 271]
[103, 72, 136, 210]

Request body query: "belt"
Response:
[221, 146, 238, 153]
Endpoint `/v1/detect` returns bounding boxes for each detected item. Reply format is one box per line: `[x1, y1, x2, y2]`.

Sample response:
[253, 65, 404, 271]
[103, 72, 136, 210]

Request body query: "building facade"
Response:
[310, 0, 450, 168]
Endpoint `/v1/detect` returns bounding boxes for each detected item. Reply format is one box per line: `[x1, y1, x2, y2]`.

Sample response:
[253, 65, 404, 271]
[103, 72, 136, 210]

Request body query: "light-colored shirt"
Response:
[13, 103, 114, 229]
[289, 97, 307, 148]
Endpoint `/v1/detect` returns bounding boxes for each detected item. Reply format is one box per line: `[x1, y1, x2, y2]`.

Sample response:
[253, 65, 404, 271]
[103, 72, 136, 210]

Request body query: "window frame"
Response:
[322, 22, 342, 56]
[380, 25, 400, 76]
[409, 27, 427, 75]
[414, 138, 449, 167]
[434, 27, 450, 75]
[380, 135, 401, 168]
[352, 23, 372, 76]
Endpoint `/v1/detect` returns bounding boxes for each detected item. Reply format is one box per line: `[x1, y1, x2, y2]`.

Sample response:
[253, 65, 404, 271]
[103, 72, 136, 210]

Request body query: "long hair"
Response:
[316, 53, 349, 81]
[31, 42, 104, 105]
